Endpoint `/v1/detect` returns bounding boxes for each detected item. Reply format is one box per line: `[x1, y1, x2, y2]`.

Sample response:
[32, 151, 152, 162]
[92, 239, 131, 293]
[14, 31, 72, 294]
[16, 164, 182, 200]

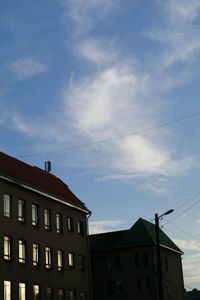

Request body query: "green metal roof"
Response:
[90, 218, 183, 254]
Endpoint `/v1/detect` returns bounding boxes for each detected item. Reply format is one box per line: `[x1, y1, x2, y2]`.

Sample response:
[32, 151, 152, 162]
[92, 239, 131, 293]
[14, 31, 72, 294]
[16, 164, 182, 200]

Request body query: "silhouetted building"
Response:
[185, 289, 200, 300]
[90, 218, 184, 300]
[0, 151, 91, 300]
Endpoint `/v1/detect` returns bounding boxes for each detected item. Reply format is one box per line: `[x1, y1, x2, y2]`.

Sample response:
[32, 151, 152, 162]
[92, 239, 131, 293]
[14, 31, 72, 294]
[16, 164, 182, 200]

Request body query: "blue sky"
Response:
[1, 0, 200, 289]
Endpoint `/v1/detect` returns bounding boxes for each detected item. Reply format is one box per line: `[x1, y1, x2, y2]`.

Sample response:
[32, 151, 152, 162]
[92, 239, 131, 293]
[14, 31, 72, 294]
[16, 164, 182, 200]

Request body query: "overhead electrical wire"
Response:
[165, 196, 200, 224]
[163, 227, 200, 251]
[174, 191, 200, 212]
[164, 227, 193, 243]
[14, 110, 200, 248]
[17, 111, 200, 158]
[163, 221, 200, 243]
[151, 191, 200, 247]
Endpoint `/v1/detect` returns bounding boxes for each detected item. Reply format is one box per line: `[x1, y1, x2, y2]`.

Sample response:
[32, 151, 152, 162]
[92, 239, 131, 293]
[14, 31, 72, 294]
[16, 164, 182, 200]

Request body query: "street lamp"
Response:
[155, 209, 174, 300]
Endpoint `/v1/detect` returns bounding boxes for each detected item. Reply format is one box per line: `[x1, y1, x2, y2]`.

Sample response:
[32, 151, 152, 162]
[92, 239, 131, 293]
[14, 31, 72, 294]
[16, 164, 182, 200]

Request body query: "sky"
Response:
[1, 0, 200, 290]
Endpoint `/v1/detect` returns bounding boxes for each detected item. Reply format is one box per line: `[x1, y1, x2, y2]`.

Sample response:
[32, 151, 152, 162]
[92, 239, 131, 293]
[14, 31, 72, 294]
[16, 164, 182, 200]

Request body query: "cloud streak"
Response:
[6, 0, 200, 192]
[66, 0, 117, 35]
[10, 57, 48, 80]
[89, 219, 126, 234]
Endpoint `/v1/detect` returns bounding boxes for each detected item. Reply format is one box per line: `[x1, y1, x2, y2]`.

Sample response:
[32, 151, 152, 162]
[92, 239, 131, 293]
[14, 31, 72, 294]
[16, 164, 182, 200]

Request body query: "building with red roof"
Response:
[0, 151, 91, 300]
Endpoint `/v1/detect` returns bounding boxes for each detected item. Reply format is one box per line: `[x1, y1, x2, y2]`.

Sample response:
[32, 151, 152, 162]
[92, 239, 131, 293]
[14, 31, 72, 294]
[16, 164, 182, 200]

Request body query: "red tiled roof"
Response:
[0, 151, 89, 212]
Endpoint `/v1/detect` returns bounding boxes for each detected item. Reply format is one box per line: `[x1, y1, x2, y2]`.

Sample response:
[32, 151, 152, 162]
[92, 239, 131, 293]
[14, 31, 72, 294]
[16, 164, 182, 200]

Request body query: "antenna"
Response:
[45, 161, 51, 173]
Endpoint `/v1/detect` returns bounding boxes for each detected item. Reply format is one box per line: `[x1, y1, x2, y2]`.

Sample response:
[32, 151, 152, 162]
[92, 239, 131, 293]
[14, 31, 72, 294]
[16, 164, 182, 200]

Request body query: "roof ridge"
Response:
[0, 151, 88, 212]
[91, 218, 182, 253]
[90, 229, 128, 237]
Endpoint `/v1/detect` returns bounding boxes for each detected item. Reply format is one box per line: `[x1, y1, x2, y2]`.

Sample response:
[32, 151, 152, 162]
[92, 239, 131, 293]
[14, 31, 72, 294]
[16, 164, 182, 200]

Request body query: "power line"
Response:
[164, 227, 192, 243]
[164, 226, 200, 254]
[17, 111, 200, 158]
[175, 191, 200, 211]
[166, 196, 200, 224]
[164, 221, 200, 243]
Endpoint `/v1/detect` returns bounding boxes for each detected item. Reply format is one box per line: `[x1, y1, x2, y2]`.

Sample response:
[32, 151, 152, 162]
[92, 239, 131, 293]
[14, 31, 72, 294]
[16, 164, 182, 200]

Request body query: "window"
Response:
[106, 258, 112, 271]
[108, 280, 113, 296]
[77, 220, 84, 235]
[80, 292, 86, 300]
[33, 285, 40, 300]
[58, 289, 65, 300]
[116, 280, 123, 294]
[143, 252, 149, 267]
[57, 250, 63, 271]
[33, 243, 39, 266]
[68, 252, 75, 267]
[4, 236, 11, 261]
[134, 253, 140, 268]
[18, 199, 25, 222]
[45, 247, 52, 269]
[67, 217, 74, 232]
[4, 281, 11, 300]
[115, 255, 121, 269]
[69, 290, 76, 300]
[79, 255, 85, 270]
[32, 204, 38, 226]
[145, 277, 151, 290]
[19, 283, 26, 300]
[19, 240, 26, 263]
[44, 209, 51, 230]
[166, 281, 171, 295]
[165, 256, 169, 271]
[56, 213, 63, 234]
[3, 194, 11, 217]
[46, 288, 53, 300]
[136, 277, 142, 291]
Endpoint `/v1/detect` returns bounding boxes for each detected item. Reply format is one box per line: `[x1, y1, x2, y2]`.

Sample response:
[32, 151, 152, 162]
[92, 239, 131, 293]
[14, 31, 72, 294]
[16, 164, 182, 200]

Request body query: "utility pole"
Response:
[155, 213, 163, 300]
[155, 209, 174, 300]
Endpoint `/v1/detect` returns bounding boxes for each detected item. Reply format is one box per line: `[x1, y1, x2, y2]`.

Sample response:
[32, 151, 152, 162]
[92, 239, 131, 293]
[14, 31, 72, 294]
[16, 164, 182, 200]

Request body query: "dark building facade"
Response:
[0, 151, 91, 300]
[185, 289, 200, 300]
[90, 218, 184, 300]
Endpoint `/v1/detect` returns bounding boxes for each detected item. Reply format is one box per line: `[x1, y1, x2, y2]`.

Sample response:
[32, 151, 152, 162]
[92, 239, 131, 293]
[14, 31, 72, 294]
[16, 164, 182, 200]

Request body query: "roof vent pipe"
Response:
[45, 161, 51, 173]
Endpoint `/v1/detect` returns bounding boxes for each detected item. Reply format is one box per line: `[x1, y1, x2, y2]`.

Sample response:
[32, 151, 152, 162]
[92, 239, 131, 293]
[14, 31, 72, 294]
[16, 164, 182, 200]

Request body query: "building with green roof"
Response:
[90, 218, 184, 300]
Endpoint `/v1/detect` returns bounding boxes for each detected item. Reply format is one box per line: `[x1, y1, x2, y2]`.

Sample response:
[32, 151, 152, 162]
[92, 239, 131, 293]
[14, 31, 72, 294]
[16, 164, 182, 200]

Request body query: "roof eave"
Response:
[159, 242, 183, 255]
[0, 174, 90, 214]
[91, 241, 183, 254]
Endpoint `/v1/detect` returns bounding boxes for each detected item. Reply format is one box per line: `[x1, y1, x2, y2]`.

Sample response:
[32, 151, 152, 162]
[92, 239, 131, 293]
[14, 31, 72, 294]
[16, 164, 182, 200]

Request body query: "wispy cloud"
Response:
[6, 0, 200, 193]
[9, 57, 48, 80]
[147, 0, 200, 69]
[183, 253, 200, 285]
[174, 239, 200, 252]
[66, 0, 117, 35]
[62, 60, 194, 188]
[77, 37, 118, 67]
[173, 237, 200, 286]
[89, 219, 126, 234]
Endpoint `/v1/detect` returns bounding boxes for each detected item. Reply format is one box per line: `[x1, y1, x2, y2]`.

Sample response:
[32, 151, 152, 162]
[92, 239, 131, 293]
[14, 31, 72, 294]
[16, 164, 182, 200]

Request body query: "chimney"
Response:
[45, 161, 51, 173]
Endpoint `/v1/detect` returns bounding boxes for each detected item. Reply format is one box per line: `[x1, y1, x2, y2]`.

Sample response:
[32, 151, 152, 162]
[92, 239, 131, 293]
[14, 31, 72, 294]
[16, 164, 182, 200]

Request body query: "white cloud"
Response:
[77, 38, 118, 66]
[10, 57, 48, 80]
[173, 237, 200, 286]
[61, 62, 194, 189]
[174, 239, 200, 252]
[183, 253, 200, 285]
[66, 0, 117, 35]
[9, 113, 74, 144]
[10, 114, 38, 135]
[147, 0, 200, 69]
[60, 0, 200, 189]
[89, 219, 126, 234]
[167, 0, 200, 24]
[5, 0, 199, 193]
